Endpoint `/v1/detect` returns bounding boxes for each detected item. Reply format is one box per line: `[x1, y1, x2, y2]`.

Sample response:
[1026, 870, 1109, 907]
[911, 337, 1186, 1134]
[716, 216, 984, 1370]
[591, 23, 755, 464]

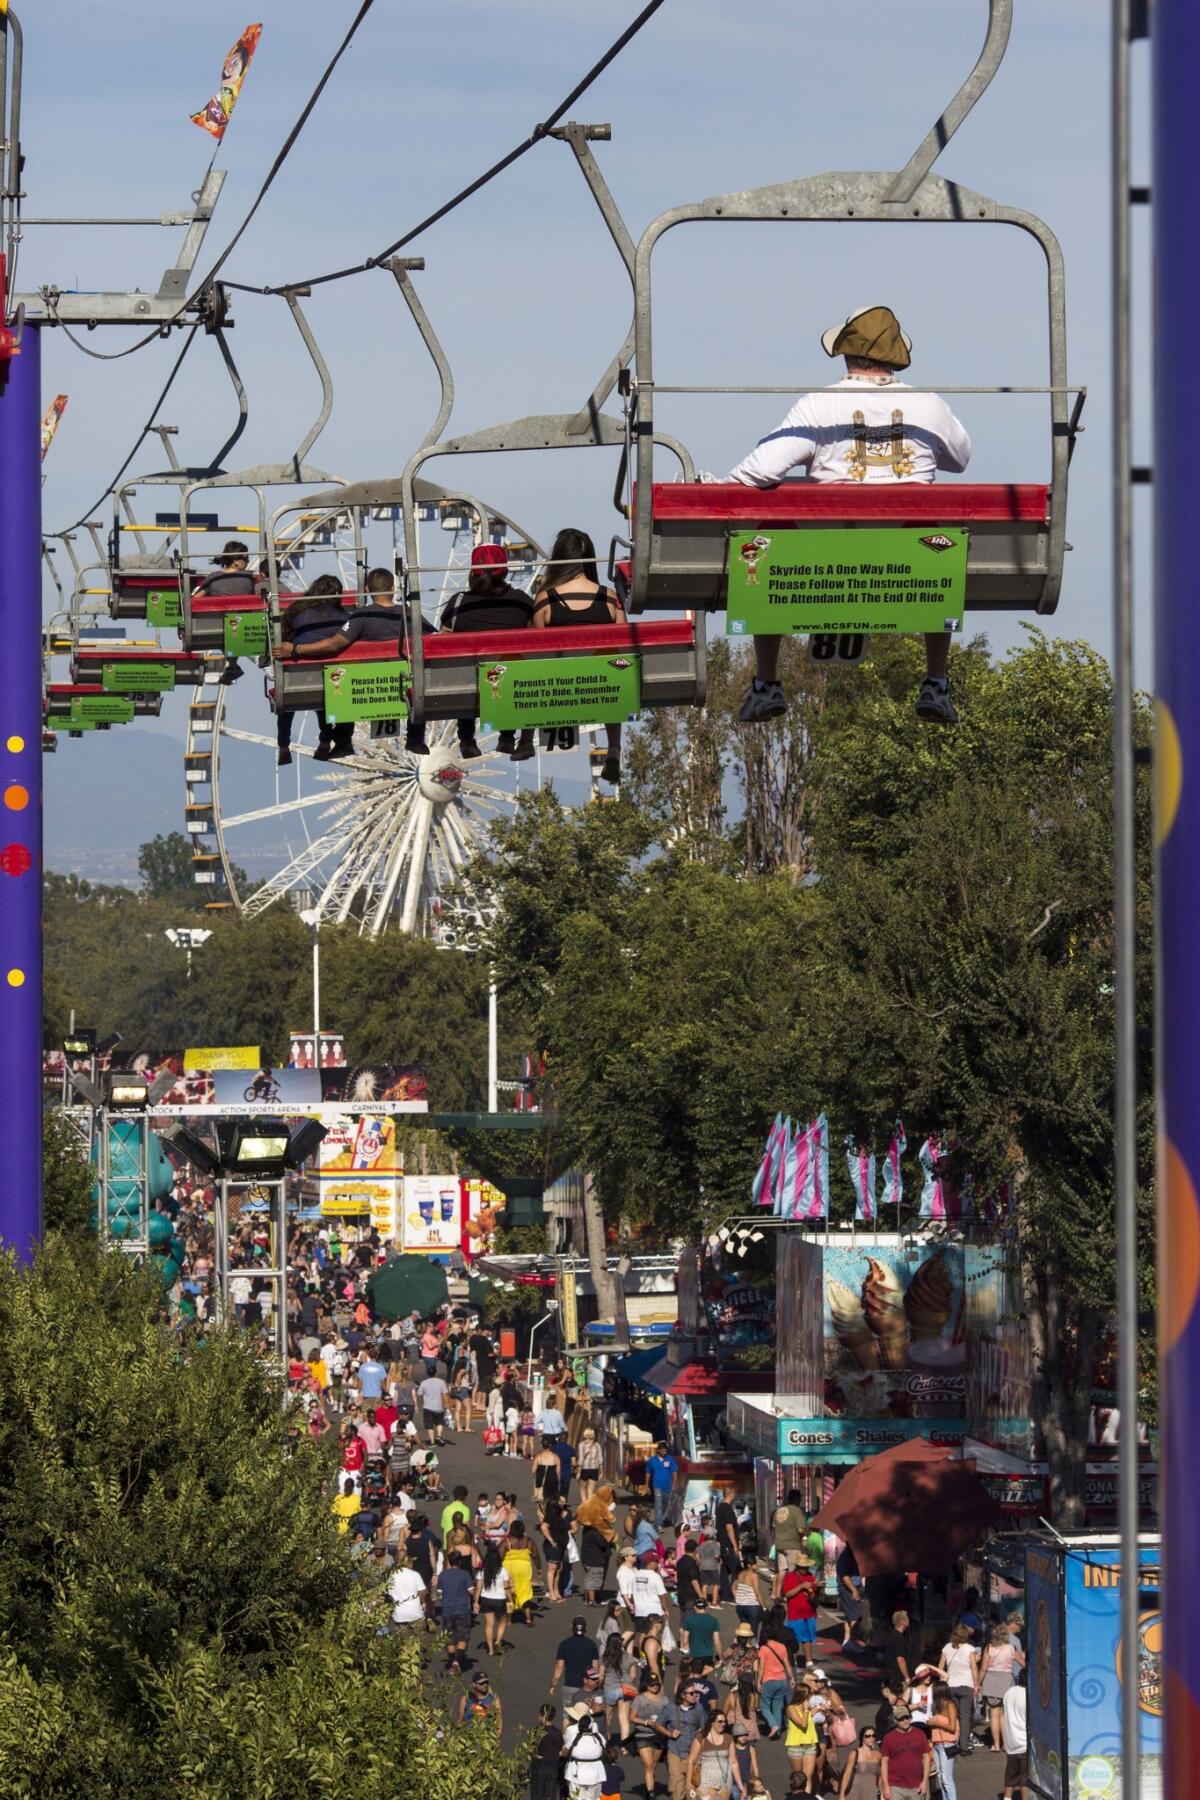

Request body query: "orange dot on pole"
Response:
[5, 969, 24, 988]
[3, 784, 28, 812]
[1159, 1134, 1200, 1355]
[5, 735, 23, 753]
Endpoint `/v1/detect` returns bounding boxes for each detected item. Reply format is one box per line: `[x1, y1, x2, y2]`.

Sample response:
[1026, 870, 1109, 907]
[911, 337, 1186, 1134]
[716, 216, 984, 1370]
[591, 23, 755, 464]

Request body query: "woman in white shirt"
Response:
[563, 1702, 608, 1800]
[939, 1624, 980, 1753]
[473, 1543, 514, 1657]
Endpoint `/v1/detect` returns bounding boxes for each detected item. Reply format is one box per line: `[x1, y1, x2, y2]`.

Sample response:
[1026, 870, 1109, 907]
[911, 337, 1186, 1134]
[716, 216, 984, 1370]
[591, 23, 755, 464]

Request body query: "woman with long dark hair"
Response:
[531, 526, 627, 784]
[473, 1542, 513, 1656]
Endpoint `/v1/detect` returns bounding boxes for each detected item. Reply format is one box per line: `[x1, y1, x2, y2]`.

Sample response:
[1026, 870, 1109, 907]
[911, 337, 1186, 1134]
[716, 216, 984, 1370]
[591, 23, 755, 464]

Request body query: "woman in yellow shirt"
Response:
[784, 1691, 819, 1793]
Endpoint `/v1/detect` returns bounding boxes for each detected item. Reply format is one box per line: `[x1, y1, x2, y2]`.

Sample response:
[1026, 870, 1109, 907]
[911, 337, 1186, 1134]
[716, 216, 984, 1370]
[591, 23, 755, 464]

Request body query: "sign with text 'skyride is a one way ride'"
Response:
[145, 588, 182, 628]
[67, 696, 135, 727]
[479, 652, 641, 730]
[726, 526, 968, 637]
[224, 611, 268, 657]
[101, 662, 177, 693]
[323, 660, 409, 724]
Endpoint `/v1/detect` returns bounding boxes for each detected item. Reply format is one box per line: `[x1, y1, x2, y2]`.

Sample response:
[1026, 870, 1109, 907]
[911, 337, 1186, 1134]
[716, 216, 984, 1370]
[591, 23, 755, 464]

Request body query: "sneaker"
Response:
[509, 737, 535, 763]
[600, 755, 621, 785]
[915, 676, 959, 725]
[737, 680, 787, 723]
[405, 729, 429, 755]
[218, 661, 244, 686]
[329, 743, 356, 760]
[496, 731, 517, 754]
[312, 744, 333, 761]
[277, 748, 292, 767]
[458, 737, 482, 759]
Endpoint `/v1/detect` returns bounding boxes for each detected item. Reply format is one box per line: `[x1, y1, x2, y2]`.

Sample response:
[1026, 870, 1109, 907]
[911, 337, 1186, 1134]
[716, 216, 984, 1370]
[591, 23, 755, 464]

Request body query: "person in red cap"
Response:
[441, 543, 536, 758]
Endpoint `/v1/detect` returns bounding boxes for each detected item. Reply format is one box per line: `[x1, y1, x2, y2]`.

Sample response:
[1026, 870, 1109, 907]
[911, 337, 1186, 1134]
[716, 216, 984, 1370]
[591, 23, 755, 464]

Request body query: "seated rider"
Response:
[441, 543, 535, 762]
[531, 527, 626, 786]
[289, 566, 405, 762]
[276, 574, 354, 764]
[719, 305, 971, 727]
[198, 539, 262, 687]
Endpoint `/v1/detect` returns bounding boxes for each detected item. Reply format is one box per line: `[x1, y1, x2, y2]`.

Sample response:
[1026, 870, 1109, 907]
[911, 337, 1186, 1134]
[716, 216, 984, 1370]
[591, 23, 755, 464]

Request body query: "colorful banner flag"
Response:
[782, 1113, 830, 1221]
[191, 23, 262, 142]
[919, 1133, 950, 1219]
[882, 1121, 906, 1215]
[40, 394, 68, 461]
[845, 1139, 877, 1223]
[752, 1111, 787, 1208]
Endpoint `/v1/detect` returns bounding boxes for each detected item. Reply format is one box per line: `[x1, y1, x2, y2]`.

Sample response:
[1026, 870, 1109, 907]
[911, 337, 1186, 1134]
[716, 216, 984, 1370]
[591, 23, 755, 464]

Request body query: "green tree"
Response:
[41, 1110, 95, 1239]
[137, 832, 252, 903]
[0, 1241, 528, 1797]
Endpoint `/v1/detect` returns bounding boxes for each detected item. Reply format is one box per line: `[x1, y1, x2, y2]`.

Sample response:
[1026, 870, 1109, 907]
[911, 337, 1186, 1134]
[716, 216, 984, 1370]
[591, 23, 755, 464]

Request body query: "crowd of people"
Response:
[147, 1181, 1029, 1800]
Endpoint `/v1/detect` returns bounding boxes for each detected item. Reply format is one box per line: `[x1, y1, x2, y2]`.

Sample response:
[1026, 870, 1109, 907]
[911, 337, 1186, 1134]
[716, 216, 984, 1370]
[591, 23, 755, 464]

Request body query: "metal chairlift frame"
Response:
[175, 288, 346, 649]
[385, 125, 704, 738]
[626, 0, 1078, 619]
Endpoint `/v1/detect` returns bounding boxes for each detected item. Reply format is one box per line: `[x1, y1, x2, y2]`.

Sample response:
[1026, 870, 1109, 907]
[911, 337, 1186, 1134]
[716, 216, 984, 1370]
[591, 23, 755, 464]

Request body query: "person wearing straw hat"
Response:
[719, 304, 971, 728]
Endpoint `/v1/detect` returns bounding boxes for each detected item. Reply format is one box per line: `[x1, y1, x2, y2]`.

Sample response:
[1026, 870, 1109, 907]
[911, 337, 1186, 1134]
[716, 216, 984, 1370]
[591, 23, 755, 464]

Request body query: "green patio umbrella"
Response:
[367, 1258, 449, 1321]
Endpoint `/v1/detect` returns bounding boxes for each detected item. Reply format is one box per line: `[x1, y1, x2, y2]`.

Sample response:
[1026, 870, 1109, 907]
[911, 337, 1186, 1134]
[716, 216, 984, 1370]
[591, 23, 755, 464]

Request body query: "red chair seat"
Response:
[422, 619, 695, 658]
[113, 572, 179, 590]
[649, 481, 1048, 523]
[191, 593, 266, 614]
[74, 649, 204, 666]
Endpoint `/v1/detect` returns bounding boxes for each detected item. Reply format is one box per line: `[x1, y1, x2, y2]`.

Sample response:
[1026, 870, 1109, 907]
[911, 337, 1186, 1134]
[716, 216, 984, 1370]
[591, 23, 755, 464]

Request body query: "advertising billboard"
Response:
[211, 1066, 322, 1107]
[318, 1115, 401, 1176]
[1027, 1542, 1162, 1800]
[965, 1245, 1035, 1459]
[777, 1416, 966, 1462]
[822, 1243, 965, 1421]
[400, 1174, 462, 1254]
[182, 1046, 260, 1071]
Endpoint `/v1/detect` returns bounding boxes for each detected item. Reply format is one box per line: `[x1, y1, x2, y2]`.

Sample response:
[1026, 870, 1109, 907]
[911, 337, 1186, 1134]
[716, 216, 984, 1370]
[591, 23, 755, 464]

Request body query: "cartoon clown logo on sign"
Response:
[327, 667, 344, 692]
[737, 535, 772, 586]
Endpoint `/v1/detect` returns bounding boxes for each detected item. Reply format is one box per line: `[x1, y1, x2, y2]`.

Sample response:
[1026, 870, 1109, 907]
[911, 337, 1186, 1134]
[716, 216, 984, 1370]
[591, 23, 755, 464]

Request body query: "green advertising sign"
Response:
[145, 588, 182, 627]
[223, 611, 268, 658]
[726, 526, 968, 637]
[323, 659, 409, 724]
[479, 652, 642, 730]
[101, 662, 177, 694]
[67, 695, 135, 726]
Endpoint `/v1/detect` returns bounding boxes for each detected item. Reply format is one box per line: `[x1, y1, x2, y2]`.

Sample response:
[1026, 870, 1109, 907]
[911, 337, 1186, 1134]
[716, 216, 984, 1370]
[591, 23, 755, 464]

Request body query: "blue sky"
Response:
[26, 2, 1151, 861]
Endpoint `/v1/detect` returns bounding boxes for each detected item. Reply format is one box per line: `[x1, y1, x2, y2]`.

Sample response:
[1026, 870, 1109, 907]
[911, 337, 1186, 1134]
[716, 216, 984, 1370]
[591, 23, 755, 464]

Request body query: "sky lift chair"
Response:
[624, 0, 1084, 629]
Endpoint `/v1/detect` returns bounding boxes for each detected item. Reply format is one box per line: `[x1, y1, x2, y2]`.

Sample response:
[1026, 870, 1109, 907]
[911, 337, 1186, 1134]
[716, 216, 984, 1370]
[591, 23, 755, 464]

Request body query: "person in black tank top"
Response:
[441, 544, 535, 760]
[531, 528, 626, 785]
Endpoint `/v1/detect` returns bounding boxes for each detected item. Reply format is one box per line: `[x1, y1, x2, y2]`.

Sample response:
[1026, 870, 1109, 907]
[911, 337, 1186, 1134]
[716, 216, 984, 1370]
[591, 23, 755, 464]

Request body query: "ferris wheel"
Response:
[190, 505, 541, 937]
[204, 703, 521, 937]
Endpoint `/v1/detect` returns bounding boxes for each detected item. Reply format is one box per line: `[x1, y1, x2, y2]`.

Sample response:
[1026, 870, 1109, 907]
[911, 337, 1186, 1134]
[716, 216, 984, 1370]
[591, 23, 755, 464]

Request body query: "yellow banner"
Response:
[320, 1195, 374, 1217]
[183, 1045, 261, 1071]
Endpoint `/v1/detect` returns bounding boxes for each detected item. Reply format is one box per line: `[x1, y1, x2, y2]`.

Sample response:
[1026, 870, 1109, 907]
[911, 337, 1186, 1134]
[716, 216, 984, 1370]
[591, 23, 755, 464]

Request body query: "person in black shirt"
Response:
[441, 543, 535, 760]
[551, 1616, 601, 1709]
[674, 1540, 704, 1615]
[529, 1702, 565, 1800]
[199, 540, 261, 686]
[715, 1496, 741, 1599]
[291, 567, 409, 762]
[883, 1606, 920, 1692]
[276, 576, 355, 763]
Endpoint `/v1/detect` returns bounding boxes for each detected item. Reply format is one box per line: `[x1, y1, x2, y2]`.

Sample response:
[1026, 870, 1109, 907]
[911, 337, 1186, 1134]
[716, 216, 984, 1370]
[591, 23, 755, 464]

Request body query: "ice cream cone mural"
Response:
[828, 1279, 881, 1370]
[903, 1246, 954, 1341]
[862, 1255, 909, 1369]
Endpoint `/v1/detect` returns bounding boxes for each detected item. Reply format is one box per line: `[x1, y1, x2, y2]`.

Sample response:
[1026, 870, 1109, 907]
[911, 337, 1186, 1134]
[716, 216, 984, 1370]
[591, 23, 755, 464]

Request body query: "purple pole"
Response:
[1154, 3, 1200, 1788]
[0, 322, 43, 1257]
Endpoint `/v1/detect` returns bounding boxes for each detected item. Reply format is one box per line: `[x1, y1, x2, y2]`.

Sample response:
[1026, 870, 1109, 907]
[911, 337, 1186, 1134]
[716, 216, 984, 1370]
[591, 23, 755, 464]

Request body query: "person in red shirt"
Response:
[779, 1557, 819, 1666]
[374, 1400, 399, 1441]
[880, 1703, 931, 1800]
[341, 1430, 366, 1476]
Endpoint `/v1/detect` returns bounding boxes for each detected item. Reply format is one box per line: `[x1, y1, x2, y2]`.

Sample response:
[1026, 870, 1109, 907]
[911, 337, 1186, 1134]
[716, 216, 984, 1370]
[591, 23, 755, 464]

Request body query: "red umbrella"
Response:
[810, 1437, 1000, 1576]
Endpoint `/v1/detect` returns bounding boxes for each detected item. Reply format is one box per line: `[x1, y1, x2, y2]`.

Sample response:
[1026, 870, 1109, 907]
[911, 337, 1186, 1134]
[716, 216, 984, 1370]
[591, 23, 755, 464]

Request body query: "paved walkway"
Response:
[424, 1423, 1012, 1798]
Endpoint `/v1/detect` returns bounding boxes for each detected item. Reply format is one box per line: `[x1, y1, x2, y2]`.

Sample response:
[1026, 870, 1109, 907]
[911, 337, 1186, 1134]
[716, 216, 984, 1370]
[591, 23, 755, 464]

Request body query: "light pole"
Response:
[298, 908, 321, 1052]
[164, 926, 212, 981]
[487, 974, 498, 1113]
[526, 1306, 557, 1386]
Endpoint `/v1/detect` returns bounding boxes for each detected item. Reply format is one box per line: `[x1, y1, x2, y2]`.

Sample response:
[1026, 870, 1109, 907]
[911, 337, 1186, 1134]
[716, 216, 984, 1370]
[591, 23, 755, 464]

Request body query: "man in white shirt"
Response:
[616, 1546, 639, 1618]
[722, 304, 971, 728]
[386, 1557, 427, 1627]
[629, 1559, 669, 1627]
[536, 1402, 567, 1443]
[1001, 1675, 1028, 1800]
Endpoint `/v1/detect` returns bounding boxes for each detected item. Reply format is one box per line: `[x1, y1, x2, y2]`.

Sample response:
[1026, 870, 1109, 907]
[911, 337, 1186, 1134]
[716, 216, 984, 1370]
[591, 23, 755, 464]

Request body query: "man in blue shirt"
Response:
[357, 1349, 387, 1402]
[645, 1441, 680, 1532]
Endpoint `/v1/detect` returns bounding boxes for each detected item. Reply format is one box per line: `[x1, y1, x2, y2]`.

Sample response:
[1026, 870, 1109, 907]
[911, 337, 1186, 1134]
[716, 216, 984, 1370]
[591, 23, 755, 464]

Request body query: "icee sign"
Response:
[726, 526, 968, 637]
